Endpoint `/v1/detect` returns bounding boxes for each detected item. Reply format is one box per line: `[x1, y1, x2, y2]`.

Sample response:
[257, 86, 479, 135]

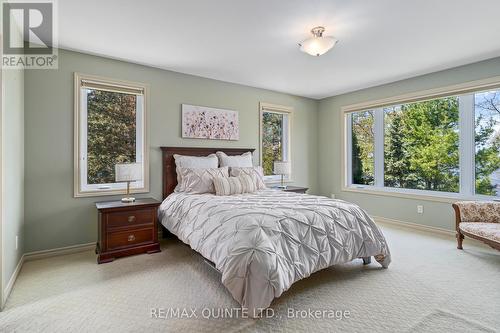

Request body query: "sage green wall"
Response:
[318, 57, 500, 230]
[24, 49, 319, 252]
[2, 67, 25, 289]
[24, 48, 500, 252]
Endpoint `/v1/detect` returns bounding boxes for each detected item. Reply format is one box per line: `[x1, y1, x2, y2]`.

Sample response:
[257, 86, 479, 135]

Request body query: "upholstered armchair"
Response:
[452, 201, 500, 251]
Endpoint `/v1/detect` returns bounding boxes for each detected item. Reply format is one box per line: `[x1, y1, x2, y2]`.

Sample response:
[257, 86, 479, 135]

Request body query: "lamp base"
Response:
[121, 197, 136, 203]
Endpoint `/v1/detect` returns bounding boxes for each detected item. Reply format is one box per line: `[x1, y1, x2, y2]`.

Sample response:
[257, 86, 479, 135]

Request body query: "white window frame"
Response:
[341, 76, 500, 203]
[74, 73, 149, 197]
[259, 102, 293, 183]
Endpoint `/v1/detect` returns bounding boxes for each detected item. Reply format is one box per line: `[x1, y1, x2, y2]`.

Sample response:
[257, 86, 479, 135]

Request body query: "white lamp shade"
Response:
[115, 163, 142, 182]
[274, 161, 291, 175]
[299, 36, 337, 56]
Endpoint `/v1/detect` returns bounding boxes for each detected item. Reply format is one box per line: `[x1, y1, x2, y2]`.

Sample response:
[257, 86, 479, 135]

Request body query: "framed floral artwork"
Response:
[181, 104, 239, 140]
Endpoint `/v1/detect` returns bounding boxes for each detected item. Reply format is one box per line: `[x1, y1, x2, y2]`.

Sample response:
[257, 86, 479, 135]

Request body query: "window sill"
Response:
[341, 186, 498, 203]
[74, 188, 149, 198]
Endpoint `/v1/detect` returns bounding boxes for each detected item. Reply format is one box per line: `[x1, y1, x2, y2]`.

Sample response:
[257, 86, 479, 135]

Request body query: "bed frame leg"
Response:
[362, 257, 371, 265]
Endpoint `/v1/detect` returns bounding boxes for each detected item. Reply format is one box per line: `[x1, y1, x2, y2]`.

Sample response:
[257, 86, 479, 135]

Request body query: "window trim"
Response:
[74, 72, 150, 198]
[341, 75, 500, 202]
[259, 102, 293, 184]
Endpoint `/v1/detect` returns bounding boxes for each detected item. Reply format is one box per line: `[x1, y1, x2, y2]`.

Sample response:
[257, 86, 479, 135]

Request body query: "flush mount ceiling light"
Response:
[299, 26, 338, 57]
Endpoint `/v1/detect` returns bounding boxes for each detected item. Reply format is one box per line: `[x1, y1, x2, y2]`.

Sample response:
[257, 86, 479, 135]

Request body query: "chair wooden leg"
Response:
[456, 232, 464, 250]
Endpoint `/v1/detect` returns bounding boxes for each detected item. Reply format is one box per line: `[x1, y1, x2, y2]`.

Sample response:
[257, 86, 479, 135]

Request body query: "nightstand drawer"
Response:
[106, 208, 155, 229]
[106, 227, 154, 250]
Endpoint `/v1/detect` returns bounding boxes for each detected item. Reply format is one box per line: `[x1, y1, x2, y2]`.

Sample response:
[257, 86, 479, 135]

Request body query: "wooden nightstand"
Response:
[272, 186, 308, 194]
[96, 198, 161, 264]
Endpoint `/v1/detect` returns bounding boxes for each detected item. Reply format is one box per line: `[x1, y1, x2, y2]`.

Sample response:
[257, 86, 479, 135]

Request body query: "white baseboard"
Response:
[24, 242, 96, 261]
[2, 254, 25, 308]
[1, 242, 95, 309]
[372, 215, 455, 237]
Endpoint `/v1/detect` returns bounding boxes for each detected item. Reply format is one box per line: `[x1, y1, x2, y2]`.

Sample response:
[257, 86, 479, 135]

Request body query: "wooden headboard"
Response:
[160, 147, 256, 199]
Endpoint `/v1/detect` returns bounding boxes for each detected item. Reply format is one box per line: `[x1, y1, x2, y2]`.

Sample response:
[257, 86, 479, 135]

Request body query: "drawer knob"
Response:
[128, 234, 136, 242]
[128, 215, 136, 222]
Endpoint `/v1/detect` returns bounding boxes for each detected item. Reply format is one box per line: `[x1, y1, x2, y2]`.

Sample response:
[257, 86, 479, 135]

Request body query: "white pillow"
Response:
[213, 174, 256, 196]
[176, 167, 228, 194]
[173, 154, 218, 190]
[230, 166, 266, 189]
[216, 151, 253, 167]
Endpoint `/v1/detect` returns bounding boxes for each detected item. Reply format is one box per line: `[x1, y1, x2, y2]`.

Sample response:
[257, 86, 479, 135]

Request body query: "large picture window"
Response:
[344, 83, 500, 199]
[475, 90, 500, 196]
[74, 73, 149, 197]
[260, 103, 292, 182]
[383, 98, 460, 193]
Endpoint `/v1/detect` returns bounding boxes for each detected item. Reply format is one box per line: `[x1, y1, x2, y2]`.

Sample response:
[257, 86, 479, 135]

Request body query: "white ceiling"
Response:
[59, 0, 500, 99]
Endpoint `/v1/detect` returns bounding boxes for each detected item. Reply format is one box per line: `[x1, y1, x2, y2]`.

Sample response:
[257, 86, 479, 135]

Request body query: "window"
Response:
[383, 98, 460, 193]
[475, 90, 500, 196]
[259, 103, 292, 182]
[74, 73, 149, 197]
[350, 111, 374, 185]
[344, 81, 500, 199]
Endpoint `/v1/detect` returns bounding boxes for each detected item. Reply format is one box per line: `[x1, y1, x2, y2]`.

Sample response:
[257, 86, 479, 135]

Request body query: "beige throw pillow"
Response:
[214, 174, 257, 196]
[229, 166, 266, 189]
[177, 167, 228, 194]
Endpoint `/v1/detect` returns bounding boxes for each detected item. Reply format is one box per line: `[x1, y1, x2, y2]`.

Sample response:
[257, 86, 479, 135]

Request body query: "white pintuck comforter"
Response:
[159, 190, 391, 316]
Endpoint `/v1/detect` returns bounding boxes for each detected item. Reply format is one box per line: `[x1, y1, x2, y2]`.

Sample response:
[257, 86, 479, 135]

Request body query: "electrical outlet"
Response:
[330, 194, 336, 199]
[15, 236, 18, 250]
[417, 205, 424, 214]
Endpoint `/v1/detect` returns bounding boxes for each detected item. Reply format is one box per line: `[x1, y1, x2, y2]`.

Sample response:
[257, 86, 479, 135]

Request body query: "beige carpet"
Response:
[0, 224, 499, 333]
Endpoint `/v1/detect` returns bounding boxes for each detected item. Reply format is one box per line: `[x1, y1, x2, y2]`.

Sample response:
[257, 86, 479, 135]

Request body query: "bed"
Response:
[158, 147, 391, 317]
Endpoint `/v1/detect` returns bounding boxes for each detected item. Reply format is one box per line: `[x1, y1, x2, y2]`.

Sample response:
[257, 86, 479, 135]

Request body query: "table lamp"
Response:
[115, 163, 142, 202]
[274, 161, 291, 189]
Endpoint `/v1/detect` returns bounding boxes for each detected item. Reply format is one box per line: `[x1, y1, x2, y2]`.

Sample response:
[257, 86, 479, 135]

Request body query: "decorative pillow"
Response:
[230, 166, 266, 189]
[216, 151, 253, 167]
[176, 167, 228, 194]
[173, 154, 218, 191]
[214, 174, 257, 196]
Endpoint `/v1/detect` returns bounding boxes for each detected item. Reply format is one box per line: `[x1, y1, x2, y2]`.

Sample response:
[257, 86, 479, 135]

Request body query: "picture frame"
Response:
[181, 104, 239, 140]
